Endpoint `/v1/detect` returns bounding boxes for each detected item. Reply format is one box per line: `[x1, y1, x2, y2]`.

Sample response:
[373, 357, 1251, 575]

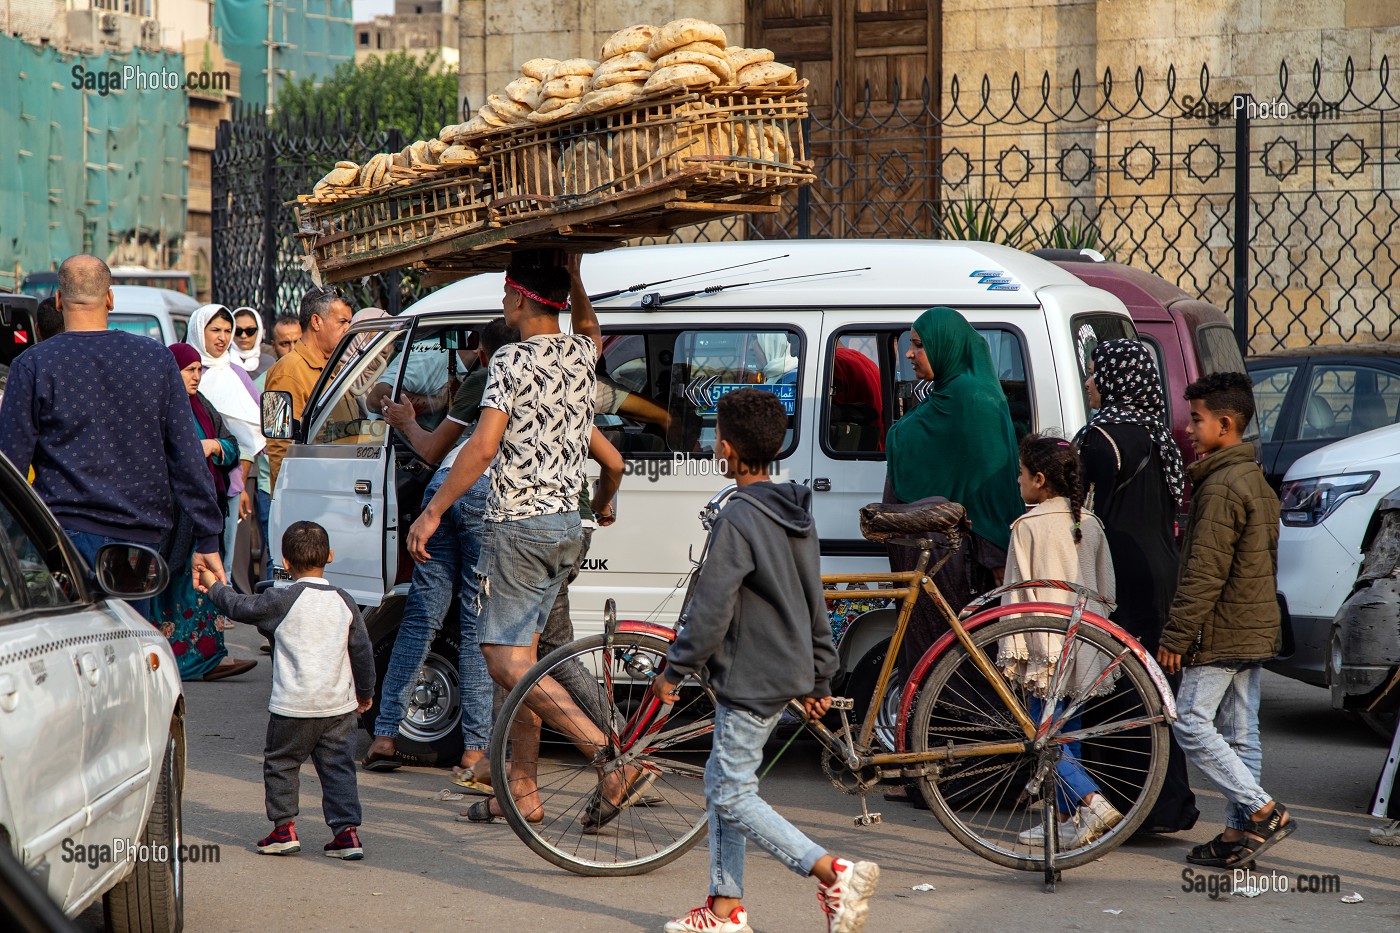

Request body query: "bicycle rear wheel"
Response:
[489, 631, 714, 876]
[909, 614, 1169, 871]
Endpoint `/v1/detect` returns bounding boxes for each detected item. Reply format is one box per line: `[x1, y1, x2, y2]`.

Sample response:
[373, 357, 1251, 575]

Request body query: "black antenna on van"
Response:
[640, 267, 872, 310]
[588, 254, 790, 302]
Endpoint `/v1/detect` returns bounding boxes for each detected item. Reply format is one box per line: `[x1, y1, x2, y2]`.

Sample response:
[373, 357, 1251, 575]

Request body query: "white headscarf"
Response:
[230, 305, 265, 373]
[188, 303, 266, 461]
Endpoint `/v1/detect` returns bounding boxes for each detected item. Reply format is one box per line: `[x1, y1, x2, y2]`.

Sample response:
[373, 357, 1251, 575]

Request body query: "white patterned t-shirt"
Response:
[480, 333, 598, 522]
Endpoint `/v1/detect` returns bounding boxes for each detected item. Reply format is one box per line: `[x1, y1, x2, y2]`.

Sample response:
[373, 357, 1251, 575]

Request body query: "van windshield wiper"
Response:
[588, 254, 789, 302]
[640, 267, 872, 309]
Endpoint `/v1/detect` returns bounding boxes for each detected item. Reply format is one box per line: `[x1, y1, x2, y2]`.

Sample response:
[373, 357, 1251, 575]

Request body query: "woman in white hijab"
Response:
[231, 306, 276, 377]
[188, 303, 267, 562]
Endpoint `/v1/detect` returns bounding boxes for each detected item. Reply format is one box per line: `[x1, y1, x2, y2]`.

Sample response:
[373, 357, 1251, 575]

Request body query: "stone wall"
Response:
[457, 0, 743, 116]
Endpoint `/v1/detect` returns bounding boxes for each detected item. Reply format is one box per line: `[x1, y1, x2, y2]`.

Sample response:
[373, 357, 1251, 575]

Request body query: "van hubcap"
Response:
[401, 653, 461, 744]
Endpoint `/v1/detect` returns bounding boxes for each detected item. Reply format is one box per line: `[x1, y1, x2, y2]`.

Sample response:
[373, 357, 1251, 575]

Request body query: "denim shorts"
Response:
[475, 511, 583, 648]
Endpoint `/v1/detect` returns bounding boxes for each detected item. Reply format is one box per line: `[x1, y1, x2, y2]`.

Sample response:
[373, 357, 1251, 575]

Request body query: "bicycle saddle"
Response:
[859, 497, 968, 544]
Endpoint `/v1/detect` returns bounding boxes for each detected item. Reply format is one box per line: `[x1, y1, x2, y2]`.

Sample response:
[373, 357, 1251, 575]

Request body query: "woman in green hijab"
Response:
[886, 306, 1023, 552]
[880, 309, 1025, 809]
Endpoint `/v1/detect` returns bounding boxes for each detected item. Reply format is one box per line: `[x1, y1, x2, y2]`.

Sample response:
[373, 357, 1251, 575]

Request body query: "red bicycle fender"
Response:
[894, 603, 1178, 751]
[616, 620, 678, 642]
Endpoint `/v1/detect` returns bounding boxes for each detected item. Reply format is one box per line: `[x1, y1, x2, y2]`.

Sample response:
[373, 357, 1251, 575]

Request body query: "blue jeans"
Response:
[706, 703, 826, 899]
[256, 488, 273, 582]
[474, 511, 583, 648]
[1029, 697, 1099, 814]
[1172, 663, 1271, 830]
[66, 530, 154, 621]
[375, 471, 493, 751]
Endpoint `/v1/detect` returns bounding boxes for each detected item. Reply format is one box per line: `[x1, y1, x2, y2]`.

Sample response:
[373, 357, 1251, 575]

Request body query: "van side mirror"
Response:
[262, 390, 295, 439]
[93, 543, 169, 599]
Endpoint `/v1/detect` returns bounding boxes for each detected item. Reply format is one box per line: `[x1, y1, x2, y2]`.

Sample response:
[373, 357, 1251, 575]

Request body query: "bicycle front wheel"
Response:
[909, 614, 1169, 871]
[489, 631, 714, 876]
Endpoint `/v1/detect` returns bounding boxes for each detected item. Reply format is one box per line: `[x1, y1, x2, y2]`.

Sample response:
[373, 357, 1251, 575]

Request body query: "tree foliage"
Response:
[274, 51, 457, 140]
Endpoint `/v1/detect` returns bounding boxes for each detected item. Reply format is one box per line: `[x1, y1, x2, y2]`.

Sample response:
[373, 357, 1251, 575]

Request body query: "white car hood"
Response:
[1284, 422, 1400, 480]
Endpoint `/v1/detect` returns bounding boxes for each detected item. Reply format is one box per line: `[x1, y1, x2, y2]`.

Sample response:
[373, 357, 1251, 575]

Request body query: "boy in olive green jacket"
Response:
[1157, 372, 1294, 870]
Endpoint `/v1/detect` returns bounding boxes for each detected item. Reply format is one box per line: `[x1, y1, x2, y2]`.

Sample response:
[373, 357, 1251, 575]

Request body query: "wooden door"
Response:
[749, 1, 941, 238]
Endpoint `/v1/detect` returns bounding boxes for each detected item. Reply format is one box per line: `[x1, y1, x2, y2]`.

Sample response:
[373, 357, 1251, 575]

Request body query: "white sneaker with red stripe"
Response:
[818, 858, 880, 933]
[662, 900, 753, 933]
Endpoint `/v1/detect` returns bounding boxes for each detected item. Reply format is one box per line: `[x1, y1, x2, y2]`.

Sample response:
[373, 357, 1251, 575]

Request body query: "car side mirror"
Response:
[93, 543, 169, 600]
[262, 390, 294, 439]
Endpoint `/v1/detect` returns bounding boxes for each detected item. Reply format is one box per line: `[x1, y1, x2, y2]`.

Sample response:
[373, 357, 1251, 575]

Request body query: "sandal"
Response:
[360, 752, 401, 773]
[1185, 833, 1241, 867]
[1224, 803, 1297, 868]
[456, 799, 541, 825]
[449, 768, 494, 797]
[581, 769, 657, 835]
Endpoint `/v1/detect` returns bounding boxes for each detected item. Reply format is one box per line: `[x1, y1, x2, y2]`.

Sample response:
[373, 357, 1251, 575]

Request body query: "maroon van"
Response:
[1034, 250, 1254, 520]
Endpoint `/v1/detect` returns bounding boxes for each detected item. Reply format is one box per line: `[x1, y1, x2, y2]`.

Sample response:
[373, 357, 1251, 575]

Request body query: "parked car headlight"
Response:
[1280, 472, 1379, 527]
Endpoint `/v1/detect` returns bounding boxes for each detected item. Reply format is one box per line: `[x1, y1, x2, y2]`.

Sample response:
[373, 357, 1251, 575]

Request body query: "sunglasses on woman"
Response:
[234, 327, 259, 337]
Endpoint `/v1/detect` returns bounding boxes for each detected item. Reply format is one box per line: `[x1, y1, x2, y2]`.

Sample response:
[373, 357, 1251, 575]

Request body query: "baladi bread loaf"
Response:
[505, 76, 543, 109]
[439, 144, 479, 164]
[476, 103, 508, 128]
[601, 24, 658, 59]
[580, 84, 643, 114]
[648, 18, 727, 58]
[654, 47, 733, 83]
[592, 51, 654, 80]
[725, 47, 775, 71]
[460, 115, 492, 136]
[437, 123, 461, 143]
[488, 94, 532, 122]
[541, 74, 589, 101]
[427, 138, 448, 158]
[644, 63, 720, 93]
[317, 161, 360, 189]
[409, 140, 435, 165]
[595, 69, 653, 89]
[547, 58, 599, 79]
[736, 61, 797, 87]
[521, 58, 558, 81]
[527, 99, 584, 123]
[391, 150, 410, 168]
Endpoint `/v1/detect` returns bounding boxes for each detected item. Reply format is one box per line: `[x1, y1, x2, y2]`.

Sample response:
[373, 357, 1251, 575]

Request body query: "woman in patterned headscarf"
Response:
[1075, 338, 1198, 834]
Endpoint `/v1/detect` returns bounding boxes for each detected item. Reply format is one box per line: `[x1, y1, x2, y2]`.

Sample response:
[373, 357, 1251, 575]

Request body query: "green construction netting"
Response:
[215, 0, 354, 110]
[1, 35, 188, 280]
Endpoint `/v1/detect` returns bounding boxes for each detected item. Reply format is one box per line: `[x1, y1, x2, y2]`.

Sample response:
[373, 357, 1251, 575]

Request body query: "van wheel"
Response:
[104, 732, 183, 933]
[845, 639, 900, 753]
[364, 621, 464, 767]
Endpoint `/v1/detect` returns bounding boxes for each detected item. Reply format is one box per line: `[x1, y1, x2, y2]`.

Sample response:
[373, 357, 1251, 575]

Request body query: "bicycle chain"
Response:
[819, 727, 881, 796]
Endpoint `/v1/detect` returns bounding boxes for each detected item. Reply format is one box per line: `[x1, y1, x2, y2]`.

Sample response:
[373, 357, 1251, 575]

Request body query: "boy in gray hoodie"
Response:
[652, 388, 879, 933]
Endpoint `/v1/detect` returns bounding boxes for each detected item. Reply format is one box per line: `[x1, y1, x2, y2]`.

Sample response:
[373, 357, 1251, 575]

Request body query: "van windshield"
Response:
[108, 313, 163, 341]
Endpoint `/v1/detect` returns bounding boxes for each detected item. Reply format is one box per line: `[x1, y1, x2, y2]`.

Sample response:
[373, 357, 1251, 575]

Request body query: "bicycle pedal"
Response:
[853, 812, 882, 827]
[830, 697, 854, 711]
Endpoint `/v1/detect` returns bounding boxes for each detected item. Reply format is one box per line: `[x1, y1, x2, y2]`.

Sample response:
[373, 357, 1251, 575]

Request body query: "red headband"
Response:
[505, 273, 569, 312]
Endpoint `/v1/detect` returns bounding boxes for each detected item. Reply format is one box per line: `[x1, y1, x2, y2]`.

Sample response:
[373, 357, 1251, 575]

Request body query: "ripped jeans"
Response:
[474, 511, 582, 648]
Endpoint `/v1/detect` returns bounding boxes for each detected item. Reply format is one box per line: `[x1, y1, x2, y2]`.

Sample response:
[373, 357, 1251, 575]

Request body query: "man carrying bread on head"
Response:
[405, 250, 630, 828]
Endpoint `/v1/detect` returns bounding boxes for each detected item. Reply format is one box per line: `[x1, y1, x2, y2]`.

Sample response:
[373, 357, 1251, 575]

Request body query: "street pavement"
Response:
[81, 625, 1399, 932]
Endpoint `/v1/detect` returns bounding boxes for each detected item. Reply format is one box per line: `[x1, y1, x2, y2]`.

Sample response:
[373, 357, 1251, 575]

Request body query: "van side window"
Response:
[598, 328, 801, 458]
[824, 326, 1033, 458]
[1071, 312, 1138, 413]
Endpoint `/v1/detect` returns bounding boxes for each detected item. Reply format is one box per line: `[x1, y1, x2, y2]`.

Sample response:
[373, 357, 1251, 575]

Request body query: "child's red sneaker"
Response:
[256, 822, 300, 855]
[663, 899, 753, 932]
[818, 858, 880, 933]
[323, 826, 364, 860]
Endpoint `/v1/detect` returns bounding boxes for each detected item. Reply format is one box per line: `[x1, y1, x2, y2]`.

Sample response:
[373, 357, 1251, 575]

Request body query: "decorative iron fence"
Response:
[213, 58, 1399, 351]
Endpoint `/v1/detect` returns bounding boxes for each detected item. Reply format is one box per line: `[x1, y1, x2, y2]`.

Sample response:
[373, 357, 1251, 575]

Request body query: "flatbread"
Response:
[580, 85, 643, 114]
[439, 145, 479, 164]
[725, 47, 775, 71]
[594, 69, 654, 89]
[654, 48, 733, 83]
[488, 94, 532, 121]
[648, 18, 727, 58]
[548, 58, 599, 78]
[593, 51, 654, 79]
[601, 24, 658, 59]
[541, 74, 589, 100]
[643, 63, 721, 93]
[505, 76, 543, 108]
[437, 123, 460, 143]
[427, 138, 448, 157]
[736, 61, 797, 87]
[321, 164, 358, 187]
[521, 58, 558, 81]
[527, 99, 584, 123]
[477, 103, 508, 127]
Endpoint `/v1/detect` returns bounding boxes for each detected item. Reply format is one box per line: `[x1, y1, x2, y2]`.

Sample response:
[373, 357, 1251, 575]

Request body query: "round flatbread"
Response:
[322, 165, 358, 187]
[725, 47, 775, 71]
[521, 58, 558, 81]
[669, 41, 726, 60]
[580, 85, 643, 114]
[460, 116, 492, 136]
[505, 76, 543, 108]
[547, 58, 598, 79]
[542, 74, 589, 101]
[736, 61, 797, 87]
[594, 51, 654, 79]
[437, 123, 460, 143]
[488, 94, 531, 121]
[477, 103, 508, 127]
[427, 138, 448, 157]
[409, 141, 435, 166]
[644, 63, 721, 93]
[594, 69, 653, 89]
[649, 18, 727, 58]
[601, 24, 658, 60]
[439, 145, 479, 164]
[655, 49, 733, 83]
[527, 99, 584, 123]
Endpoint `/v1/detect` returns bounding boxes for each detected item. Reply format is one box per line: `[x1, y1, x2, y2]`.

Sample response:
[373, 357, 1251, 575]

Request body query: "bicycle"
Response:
[488, 485, 1174, 890]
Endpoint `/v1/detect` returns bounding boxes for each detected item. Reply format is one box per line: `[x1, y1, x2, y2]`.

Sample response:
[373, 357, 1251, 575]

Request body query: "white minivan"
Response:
[265, 240, 1139, 764]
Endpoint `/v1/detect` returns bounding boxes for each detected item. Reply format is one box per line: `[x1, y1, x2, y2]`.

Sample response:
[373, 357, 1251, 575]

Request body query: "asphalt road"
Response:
[82, 625, 1400, 932]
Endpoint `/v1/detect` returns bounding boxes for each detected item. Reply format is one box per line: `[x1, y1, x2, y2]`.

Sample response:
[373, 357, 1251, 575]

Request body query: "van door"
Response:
[270, 323, 411, 605]
[576, 315, 818, 633]
[809, 311, 1042, 571]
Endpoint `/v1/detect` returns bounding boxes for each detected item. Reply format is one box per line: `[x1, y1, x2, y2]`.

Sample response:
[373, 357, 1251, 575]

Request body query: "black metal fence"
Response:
[213, 58, 1400, 352]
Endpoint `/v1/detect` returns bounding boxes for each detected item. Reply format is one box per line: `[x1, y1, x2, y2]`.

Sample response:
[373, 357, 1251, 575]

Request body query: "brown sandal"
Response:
[202, 658, 257, 681]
